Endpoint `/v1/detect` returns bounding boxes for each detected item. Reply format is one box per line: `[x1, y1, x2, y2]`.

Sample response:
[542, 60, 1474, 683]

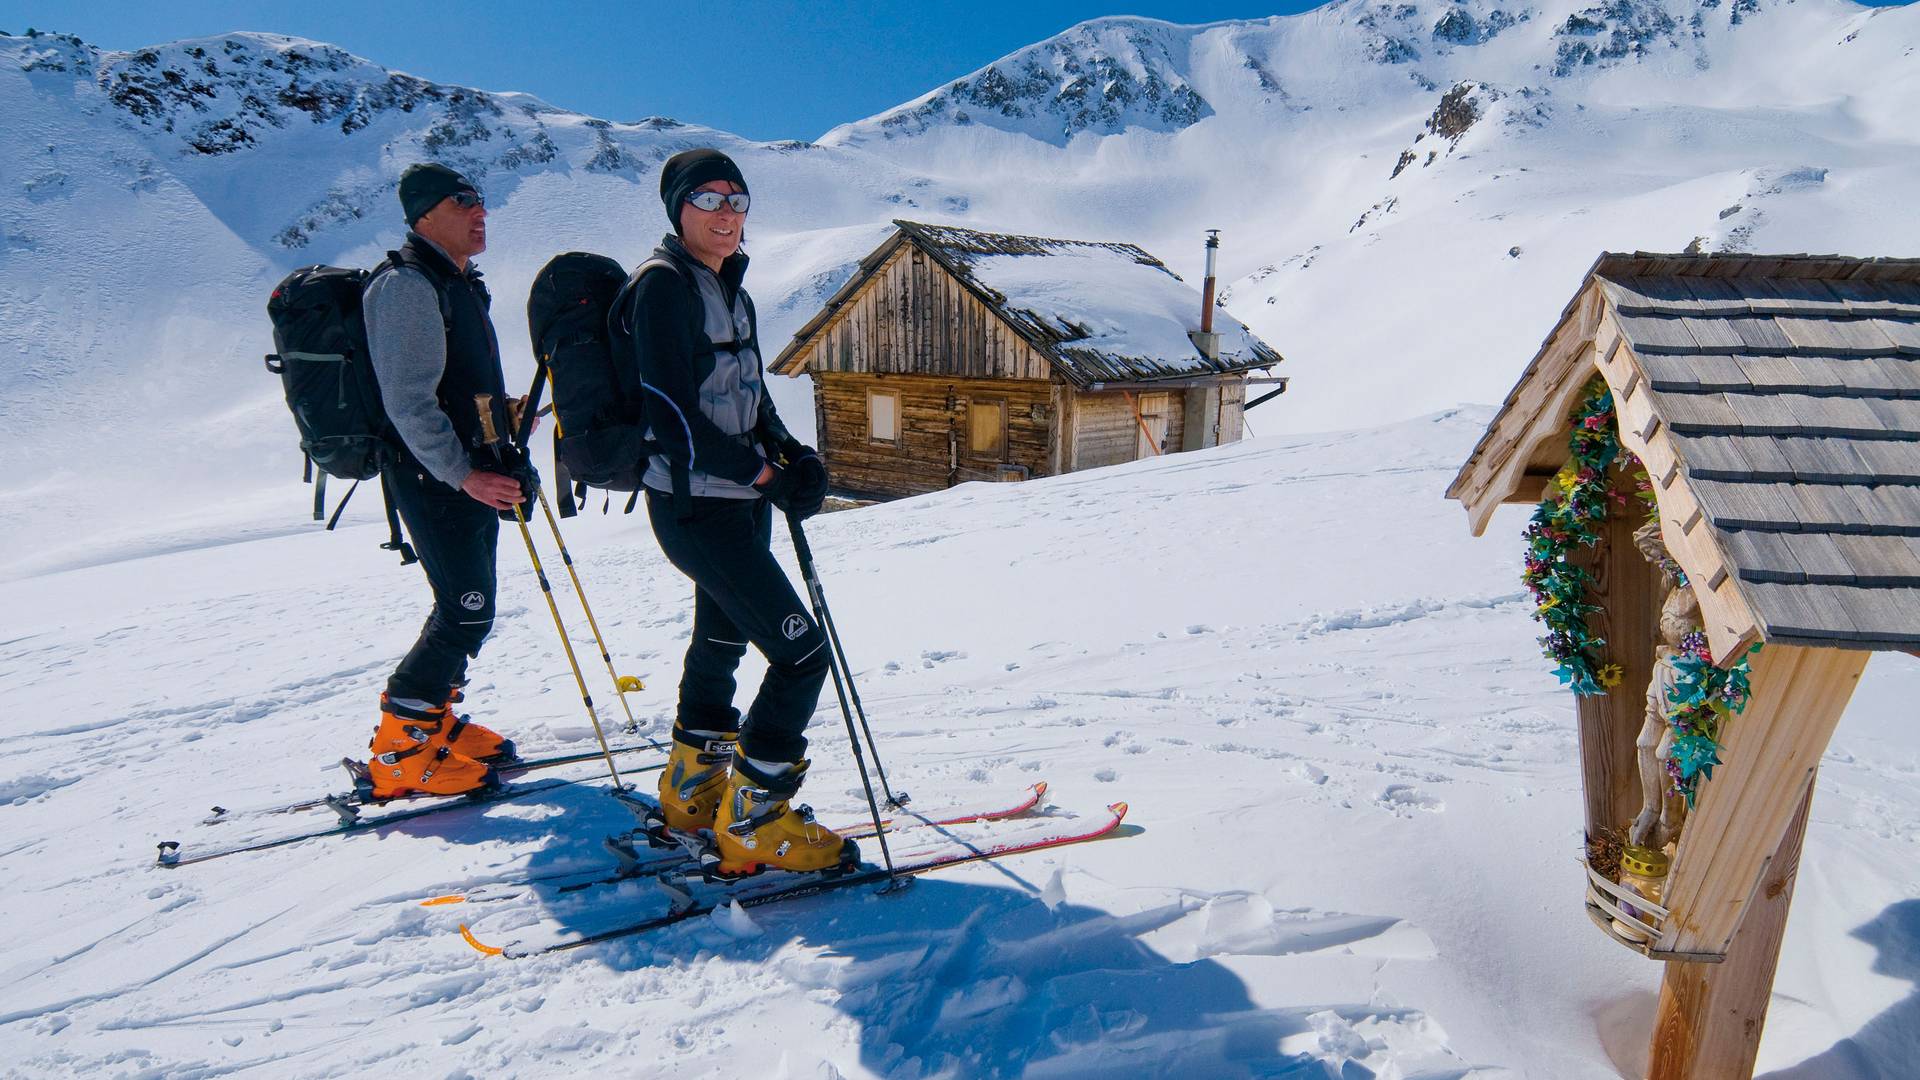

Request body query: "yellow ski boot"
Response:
[365, 696, 499, 799]
[654, 727, 739, 833]
[712, 758, 857, 877]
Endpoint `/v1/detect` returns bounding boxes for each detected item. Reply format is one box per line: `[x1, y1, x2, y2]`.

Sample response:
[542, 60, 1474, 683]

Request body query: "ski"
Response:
[156, 773, 608, 869]
[196, 741, 668, 824]
[426, 780, 1053, 907]
[453, 800, 1129, 958]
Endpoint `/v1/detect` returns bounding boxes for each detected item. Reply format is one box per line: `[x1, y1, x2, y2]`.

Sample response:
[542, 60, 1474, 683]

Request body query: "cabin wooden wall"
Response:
[815, 372, 1053, 500]
[791, 243, 1055, 381]
[1063, 390, 1187, 471]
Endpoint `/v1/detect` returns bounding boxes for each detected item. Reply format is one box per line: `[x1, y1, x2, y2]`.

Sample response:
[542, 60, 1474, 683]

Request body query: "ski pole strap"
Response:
[325, 479, 361, 531]
[379, 472, 420, 565]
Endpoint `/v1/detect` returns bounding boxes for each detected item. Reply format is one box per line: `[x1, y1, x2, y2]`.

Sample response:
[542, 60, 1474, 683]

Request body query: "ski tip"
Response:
[1032, 781, 1050, 798]
[420, 894, 466, 907]
[459, 924, 505, 957]
[1107, 802, 1129, 821]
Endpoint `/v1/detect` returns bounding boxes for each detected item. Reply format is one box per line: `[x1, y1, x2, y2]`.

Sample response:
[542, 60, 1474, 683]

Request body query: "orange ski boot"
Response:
[365, 696, 500, 799]
[712, 758, 857, 877]
[432, 685, 514, 763]
[655, 727, 739, 833]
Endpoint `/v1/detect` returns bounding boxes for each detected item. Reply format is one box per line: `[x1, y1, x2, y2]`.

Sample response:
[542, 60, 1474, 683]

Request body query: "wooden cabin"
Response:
[1449, 251, 1920, 1079]
[770, 220, 1284, 500]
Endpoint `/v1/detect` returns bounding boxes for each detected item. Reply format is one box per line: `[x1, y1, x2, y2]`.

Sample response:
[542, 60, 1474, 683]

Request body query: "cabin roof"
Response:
[773, 220, 1283, 386]
[1451, 251, 1920, 656]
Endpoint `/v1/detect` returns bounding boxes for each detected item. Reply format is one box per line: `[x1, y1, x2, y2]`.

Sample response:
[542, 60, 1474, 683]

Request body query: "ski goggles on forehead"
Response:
[450, 190, 484, 209]
[685, 190, 750, 213]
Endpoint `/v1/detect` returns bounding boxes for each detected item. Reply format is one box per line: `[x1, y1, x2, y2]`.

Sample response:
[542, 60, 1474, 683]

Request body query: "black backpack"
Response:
[264, 262, 425, 562]
[527, 253, 642, 504]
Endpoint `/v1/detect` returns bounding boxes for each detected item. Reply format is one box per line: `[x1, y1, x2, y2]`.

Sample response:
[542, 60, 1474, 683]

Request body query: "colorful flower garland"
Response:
[1664, 633, 1760, 807]
[1521, 379, 1627, 695]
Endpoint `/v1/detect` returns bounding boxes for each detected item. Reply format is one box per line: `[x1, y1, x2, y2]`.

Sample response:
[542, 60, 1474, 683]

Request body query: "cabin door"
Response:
[1136, 392, 1170, 458]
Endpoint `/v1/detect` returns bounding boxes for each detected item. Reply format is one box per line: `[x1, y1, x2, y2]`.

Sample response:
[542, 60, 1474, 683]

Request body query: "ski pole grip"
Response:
[474, 393, 500, 447]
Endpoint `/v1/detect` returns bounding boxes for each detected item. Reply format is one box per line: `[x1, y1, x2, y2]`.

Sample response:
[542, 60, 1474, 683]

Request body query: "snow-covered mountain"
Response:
[2, 0, 1917, 577]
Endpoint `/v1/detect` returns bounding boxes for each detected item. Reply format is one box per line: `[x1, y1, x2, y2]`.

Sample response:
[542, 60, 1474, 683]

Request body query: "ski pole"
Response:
[518, 362, 652, 737]
[532, 486, 657, 741]
[785, 513, 903, 889]
[475, 395, 626, 791]
[785, 514, 906, 809]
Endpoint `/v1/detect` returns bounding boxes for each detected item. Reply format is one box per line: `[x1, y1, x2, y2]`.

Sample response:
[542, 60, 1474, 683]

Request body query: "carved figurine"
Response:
[1629, 522, 1700, 850]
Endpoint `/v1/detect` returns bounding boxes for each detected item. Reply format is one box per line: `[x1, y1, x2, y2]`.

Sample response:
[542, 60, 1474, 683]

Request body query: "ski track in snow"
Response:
[2, 412, 1915, 1077]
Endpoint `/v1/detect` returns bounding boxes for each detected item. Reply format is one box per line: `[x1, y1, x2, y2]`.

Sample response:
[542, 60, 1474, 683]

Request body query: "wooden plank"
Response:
[1656, 646, 1866, 958]
[1649, 779, 1818, 1080]
[1606, 343, 1764, 663]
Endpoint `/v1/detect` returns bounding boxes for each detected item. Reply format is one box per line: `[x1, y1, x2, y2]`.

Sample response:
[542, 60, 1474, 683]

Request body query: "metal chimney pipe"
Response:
[1200, 229, 1220, 335]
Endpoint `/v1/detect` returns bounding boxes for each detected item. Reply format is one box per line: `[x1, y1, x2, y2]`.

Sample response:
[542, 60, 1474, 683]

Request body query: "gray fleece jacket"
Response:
[363, 232, 473, 490]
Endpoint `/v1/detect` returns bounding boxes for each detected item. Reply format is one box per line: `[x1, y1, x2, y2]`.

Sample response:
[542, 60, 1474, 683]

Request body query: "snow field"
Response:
[3, 411, 1916, 1076]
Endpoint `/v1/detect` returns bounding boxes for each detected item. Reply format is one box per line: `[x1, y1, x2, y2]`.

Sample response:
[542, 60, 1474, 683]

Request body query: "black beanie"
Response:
[399, 163, 479, 226]
[659, 148, 748, 234]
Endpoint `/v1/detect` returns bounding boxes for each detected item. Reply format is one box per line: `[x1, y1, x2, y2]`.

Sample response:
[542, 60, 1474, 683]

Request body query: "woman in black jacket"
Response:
[621, 148, 846, 875]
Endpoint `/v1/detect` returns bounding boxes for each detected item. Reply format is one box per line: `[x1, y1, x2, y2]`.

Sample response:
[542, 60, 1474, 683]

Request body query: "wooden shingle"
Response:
[1777, 394, 1887, 437]
[1688, 478, 1804, 530]
[1851, 443, 1920, 483]
[1862, 398, 1920, 434]
[1723, 529, 1805, 583]
[1776, 317, 1898, 355]
[1831, 533, 1920, 585]
[1615, 314, 1702, 352]
[1877, 319, 1920, 352]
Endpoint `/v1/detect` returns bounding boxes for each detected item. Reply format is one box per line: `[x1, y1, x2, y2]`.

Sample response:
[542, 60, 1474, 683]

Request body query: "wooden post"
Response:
[1647, 777, 1816, 1079]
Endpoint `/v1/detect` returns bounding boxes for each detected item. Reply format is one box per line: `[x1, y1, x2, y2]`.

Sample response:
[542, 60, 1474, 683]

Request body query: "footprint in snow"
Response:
[1378, 784, 1444, 814]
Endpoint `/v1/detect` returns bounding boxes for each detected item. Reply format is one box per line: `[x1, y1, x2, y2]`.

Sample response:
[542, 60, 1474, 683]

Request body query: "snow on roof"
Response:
[895, 221, 1282, 385]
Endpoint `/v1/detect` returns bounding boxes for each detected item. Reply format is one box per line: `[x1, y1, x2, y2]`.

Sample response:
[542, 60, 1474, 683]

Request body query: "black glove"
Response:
[494, 447, 541, 522]
[754, 461, 803, 515]
[786, 453, 828, 519]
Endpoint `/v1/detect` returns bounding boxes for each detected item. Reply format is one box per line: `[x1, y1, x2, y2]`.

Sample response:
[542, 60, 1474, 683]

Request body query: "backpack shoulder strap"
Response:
[374, 248, 454, 329]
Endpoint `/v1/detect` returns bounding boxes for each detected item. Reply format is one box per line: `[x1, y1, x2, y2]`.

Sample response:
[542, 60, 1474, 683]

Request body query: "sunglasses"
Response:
[685, 190, 750, 214]
[450, 191, 484, 210]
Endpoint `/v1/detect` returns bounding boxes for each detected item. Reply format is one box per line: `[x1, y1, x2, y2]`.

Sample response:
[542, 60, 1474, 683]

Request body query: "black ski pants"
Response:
[384, 463, 498, 704]
[646, 490, 828, 764]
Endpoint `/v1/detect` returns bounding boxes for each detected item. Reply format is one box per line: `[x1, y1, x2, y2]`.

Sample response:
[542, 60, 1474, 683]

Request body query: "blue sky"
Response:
[5, 1, 1907, 140]
[0, 1, 1315, 141]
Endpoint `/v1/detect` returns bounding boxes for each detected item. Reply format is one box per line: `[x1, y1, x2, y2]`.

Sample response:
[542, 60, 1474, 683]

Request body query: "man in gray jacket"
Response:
[360, 163, 529, 798]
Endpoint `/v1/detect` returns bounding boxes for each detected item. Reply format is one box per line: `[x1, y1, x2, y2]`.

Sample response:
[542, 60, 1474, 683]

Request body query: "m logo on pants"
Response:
[782, 614, 808, 641]
[461, 591, 487, 611]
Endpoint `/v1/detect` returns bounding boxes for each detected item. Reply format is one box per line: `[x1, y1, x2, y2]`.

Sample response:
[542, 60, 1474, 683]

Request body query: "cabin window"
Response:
[968, 399, 1008, 460]
[867, 389, 901, 444]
